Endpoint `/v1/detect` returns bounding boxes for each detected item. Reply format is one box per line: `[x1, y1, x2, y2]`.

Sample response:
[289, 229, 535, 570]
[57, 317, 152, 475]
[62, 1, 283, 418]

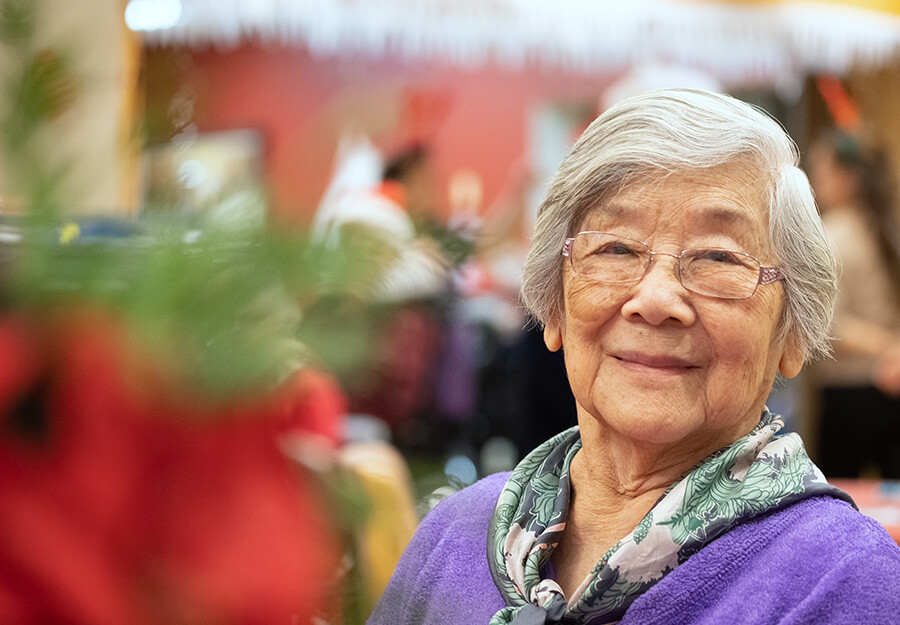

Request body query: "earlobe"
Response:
[543, 322, 563, 352]
[778, 334, 805, 379]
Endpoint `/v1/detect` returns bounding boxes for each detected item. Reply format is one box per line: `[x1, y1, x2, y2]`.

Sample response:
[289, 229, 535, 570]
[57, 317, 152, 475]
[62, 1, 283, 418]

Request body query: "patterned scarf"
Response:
[486, 411, 854, 625]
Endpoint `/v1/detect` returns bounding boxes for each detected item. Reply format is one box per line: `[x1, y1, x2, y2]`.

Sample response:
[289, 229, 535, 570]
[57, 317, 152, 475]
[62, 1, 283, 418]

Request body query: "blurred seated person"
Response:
[368, 89, 900, 625]
[313, 142, 450, 430]
[315, 142, 449, 300]
[807, 130, 900, 478]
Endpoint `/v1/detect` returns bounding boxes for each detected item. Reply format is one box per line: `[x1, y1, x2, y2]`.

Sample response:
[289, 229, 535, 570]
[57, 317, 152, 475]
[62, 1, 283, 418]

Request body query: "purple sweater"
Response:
[368, 472, 900, 625]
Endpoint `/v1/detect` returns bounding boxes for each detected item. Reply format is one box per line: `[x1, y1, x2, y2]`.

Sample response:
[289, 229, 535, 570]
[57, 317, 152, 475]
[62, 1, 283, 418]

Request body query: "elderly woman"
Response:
[367, 89, 900, 625]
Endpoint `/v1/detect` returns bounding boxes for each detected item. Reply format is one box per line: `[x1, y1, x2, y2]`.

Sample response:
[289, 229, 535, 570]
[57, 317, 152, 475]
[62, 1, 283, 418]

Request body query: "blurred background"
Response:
[3, 0, 900, 623]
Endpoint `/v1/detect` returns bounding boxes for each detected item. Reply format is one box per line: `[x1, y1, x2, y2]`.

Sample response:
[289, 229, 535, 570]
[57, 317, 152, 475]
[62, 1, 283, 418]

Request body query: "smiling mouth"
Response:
[612, 353, 698, 371]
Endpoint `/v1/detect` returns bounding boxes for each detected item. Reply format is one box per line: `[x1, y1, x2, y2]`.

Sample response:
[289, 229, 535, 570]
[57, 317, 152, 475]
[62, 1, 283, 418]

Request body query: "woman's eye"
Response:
[596, 242, 635, 256]
[695, 249, 743, 264]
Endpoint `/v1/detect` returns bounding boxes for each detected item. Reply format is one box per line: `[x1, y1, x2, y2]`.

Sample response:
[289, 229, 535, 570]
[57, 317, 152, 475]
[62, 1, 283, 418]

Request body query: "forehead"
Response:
[578, 165, 770, 245]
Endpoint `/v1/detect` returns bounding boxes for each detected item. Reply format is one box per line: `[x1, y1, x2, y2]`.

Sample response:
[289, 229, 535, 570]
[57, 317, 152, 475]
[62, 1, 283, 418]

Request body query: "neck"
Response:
[550, 415, 755, 597]
[572, 417, 736, 505]
[565, 429, 690, 542]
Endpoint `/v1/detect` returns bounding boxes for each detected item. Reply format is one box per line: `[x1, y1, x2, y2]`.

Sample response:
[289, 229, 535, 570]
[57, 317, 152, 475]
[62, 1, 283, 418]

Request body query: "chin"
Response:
[625, 424, 697, 446]
[593, 407, 700, 446]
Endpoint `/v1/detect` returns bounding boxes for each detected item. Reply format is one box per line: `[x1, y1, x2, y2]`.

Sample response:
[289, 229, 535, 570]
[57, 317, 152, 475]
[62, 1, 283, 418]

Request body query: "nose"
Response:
[619, 253, 697, 326]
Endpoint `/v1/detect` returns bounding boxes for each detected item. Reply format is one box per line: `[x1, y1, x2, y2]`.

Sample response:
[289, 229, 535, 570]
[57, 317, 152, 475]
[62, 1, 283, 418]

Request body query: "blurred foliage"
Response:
[413, 212, 476, 266]
[0, 0, 388, 404]
[0, 0, 34, 45]
[0, 4, 390, 624]
[5, 225, 386, 399]
[317, 464, 375, 625]
[0, 0, 75, 226]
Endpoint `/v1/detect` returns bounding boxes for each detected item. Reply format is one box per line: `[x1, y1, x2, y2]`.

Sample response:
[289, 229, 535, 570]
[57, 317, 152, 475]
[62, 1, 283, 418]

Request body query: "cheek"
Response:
[564, 281, 629, 324]
[704, 305, 782, 385]
[561, 286, 627, 374]
[559, 294, 611, 395]
[560, 320, 605, 385]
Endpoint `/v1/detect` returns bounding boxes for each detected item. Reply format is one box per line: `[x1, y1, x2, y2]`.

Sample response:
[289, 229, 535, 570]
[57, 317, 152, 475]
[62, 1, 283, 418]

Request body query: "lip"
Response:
[611, 351, 698, 373]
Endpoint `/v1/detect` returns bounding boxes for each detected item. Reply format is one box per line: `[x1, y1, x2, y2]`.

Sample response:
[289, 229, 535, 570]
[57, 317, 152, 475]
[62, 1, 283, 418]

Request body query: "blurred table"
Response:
[830, 479, 900, 545]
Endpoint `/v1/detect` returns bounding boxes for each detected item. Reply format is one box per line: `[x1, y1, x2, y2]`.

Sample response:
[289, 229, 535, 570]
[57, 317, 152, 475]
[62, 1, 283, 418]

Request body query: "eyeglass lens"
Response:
[568, 232, 763, 299]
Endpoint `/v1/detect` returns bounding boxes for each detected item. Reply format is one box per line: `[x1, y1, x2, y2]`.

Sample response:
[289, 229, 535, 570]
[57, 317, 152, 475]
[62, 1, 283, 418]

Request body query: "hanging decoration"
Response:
[133, 0, 900, 85]
[816, 74, 862, 132]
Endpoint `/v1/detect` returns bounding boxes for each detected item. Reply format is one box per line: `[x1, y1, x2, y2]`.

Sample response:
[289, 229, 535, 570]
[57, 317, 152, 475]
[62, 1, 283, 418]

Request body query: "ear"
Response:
[543, 322, 563, 352]
[778, 333, 805, 379]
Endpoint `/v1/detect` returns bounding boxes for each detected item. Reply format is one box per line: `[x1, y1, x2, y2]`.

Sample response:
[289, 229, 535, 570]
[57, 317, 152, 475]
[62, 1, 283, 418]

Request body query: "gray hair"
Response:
[520, 88, 836, 362]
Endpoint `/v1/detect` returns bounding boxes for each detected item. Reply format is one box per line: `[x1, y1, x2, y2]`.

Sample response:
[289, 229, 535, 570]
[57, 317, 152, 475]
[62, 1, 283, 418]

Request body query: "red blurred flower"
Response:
[0, 312, 342, 624]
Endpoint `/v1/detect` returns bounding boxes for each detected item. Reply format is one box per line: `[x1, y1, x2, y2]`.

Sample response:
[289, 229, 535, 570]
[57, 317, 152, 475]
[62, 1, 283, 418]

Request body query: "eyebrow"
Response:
[595, 201, 636, 220]
[596, 201, 756, 229]
[690, 205, 756, 228]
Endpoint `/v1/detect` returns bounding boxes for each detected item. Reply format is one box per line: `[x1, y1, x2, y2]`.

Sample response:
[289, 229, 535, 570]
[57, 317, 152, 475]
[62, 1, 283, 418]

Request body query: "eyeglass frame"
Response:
[561, 231, 785, 300]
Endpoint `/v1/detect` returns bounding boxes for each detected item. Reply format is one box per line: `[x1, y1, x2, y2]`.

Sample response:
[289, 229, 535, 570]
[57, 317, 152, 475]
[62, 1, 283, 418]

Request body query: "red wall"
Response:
[154, 44, 616, 223]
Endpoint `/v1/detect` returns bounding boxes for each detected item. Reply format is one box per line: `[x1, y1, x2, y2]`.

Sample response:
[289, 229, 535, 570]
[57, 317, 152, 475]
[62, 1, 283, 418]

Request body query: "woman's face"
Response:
[544, 165, 804, 452]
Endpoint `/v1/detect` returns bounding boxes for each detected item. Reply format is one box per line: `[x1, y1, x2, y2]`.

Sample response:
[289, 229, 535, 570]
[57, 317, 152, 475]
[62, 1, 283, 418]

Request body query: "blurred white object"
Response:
[601, 63, 722, 110]
[343, 413, 393, 444]
[312, 133, 449, 302]
[312, 132, 384, 242]
[125, 0, 182, 31]
[142, 0, 900, 85]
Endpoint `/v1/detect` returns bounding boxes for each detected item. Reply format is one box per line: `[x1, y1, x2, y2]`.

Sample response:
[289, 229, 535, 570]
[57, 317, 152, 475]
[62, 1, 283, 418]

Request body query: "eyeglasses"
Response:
[562, 231, 784, 300]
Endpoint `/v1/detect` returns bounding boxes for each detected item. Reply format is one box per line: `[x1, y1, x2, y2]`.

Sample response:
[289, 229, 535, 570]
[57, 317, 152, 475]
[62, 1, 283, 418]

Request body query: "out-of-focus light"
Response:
[125, 0, 182, 32]
[480, 436, 518, 475]
[444, 454, 478, 487]
[177, 159, 207, 190]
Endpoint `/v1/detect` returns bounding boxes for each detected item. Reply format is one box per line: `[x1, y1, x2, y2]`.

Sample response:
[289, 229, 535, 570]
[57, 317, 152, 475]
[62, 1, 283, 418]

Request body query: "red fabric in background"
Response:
[0, 315, 341, 625]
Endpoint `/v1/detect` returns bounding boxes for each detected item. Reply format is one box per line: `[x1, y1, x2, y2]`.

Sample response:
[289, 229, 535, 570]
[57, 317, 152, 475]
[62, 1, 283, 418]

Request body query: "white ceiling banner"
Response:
[131, 0, 900, 85]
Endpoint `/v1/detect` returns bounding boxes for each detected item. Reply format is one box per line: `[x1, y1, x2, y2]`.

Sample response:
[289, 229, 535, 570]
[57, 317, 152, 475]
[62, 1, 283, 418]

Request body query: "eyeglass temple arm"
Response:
[759, 266, 784, 285]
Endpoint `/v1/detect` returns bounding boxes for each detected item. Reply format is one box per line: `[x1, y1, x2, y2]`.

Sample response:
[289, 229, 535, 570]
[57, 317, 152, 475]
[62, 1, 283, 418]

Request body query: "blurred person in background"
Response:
[314, 142, 450, 303]
[807, 130, 900, 479]
[368, 89, 900, 625]
[313, 142, 451, 434]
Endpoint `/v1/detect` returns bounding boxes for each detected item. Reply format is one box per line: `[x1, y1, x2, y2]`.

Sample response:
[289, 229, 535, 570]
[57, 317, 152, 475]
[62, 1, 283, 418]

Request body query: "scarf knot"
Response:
[506, 591, 567, 625]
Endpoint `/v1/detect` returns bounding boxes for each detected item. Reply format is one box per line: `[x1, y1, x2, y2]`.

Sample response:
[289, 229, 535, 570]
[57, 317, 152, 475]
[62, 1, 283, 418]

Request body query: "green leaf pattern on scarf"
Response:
[487, 411, 854, 625]
[632, 513, 652, 545]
